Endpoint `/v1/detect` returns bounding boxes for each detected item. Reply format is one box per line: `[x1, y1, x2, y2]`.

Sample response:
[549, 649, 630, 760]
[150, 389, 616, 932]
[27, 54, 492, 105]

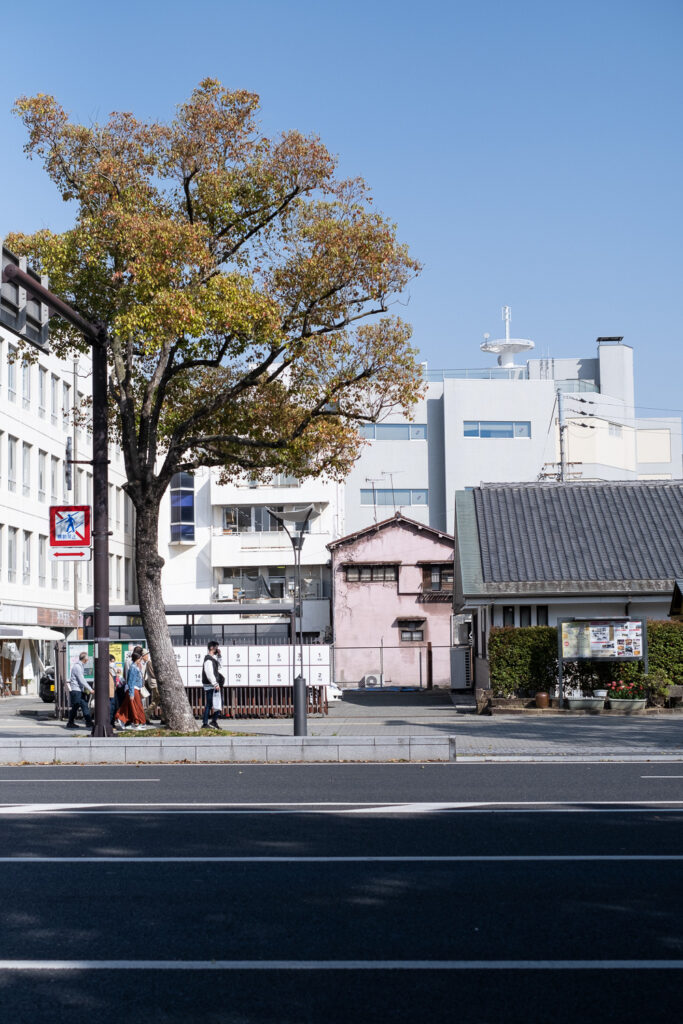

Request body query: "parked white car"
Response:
[325, 682, 343, 702]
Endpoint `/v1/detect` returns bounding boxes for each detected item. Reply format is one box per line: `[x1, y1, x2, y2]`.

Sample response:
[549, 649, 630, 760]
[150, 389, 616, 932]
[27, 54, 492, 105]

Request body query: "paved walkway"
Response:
[4, 690, 683, 760]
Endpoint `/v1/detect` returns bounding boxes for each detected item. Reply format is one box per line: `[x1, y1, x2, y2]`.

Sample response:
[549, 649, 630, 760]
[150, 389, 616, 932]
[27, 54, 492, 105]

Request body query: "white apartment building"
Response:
[0, 246, 135, 652]
[158, 467, 343, 640]
[344, 323, 681, 535]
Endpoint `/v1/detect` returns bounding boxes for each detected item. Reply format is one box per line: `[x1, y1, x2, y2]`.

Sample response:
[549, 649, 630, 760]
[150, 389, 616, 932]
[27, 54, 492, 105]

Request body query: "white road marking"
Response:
[641, 776, 683, 779]
[0, 854, 682, 864]
[1, 801, 683, 816]
[0, 779, 159, 783]
[0, 959, 682, 971]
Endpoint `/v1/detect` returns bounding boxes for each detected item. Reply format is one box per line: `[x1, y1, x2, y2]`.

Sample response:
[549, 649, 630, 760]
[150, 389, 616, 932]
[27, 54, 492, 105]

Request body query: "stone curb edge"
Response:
[0, 735, 457, 764]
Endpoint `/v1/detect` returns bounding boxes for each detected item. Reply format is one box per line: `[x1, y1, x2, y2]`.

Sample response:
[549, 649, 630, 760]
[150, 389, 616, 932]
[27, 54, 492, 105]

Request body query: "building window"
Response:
[360, 488, 428, 506]
[170, 472, 195, 543]
[223, 505, 286, 533]
[503, 606, 515, 627]
[50, 375, 59, 425]
[116, 555, 122, 598]
[464, 421, 531, 439]
[399, 620, 424, 642]
[345, 564, 398, 583]
[39, 535, 47, 587]
[8, 436, 17, 493]
[273, 473, 299, 487]
[7, 346, 16, 402]
[22, 360, 31, 410]
[520, 606, 531, 627]
[22, 443, 31, 498]
[422, 565, 454, 592]
[38, 367, 47, 418]
[62, 382, 71, 430]
[8, 527, 17, 584]
[51, 553, 59, 589]
[609, 422, 623, 438]
[536, 605, 549, 626]
[23, 531, 31, 585]
[62, 560, 70, 591]
[359, 423, 427, 440]
[50, 457, 59, 502]
[38, 451, 46, 503]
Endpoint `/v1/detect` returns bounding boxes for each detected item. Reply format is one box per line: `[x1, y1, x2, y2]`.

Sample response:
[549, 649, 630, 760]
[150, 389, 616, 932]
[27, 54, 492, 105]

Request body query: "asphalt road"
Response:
[1, 764, 683, 1023]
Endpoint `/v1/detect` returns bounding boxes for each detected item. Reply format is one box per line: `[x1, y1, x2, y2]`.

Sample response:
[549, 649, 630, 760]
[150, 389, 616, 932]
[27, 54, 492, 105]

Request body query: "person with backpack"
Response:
[201, 640, 225, 730]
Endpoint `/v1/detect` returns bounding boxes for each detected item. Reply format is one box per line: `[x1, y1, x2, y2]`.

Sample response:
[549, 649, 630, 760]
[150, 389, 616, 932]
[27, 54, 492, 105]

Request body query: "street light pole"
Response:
[2, 264, 113, 737]
[265, 504, 316, 736]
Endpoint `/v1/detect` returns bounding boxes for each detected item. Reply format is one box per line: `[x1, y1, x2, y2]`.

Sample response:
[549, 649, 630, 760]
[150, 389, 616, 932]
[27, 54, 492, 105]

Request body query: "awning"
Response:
[0, 625, 65, 641]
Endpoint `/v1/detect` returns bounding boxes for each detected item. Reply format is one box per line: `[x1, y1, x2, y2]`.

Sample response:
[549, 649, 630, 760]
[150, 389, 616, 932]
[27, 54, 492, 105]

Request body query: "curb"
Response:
[0, 735, 456, 765]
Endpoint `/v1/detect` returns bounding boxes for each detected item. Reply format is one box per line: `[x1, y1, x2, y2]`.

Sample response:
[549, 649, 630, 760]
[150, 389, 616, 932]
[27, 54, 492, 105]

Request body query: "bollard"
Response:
[294, 674, 308, 736]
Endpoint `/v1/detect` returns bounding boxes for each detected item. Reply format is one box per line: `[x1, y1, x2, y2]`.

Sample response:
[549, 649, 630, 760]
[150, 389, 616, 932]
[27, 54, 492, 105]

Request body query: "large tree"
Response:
[9, 80, 423, 730]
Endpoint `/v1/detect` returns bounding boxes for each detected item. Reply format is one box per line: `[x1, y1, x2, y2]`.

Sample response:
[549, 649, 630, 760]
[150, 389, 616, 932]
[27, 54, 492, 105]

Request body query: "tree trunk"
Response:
[134, 499, 198, 732]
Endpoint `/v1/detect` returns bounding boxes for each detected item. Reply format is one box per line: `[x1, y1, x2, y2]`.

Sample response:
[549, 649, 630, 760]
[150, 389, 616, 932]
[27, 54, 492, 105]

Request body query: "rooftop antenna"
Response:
[480, 305, 535, 367]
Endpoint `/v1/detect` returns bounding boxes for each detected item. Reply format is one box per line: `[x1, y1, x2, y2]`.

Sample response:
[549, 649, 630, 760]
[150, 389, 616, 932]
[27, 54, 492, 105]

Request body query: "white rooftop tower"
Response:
[480, 305, 535, 366]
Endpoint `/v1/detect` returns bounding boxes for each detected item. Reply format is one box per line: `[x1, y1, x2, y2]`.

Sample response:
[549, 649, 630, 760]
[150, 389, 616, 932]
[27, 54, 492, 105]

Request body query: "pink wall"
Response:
[330, 519, 453, 687]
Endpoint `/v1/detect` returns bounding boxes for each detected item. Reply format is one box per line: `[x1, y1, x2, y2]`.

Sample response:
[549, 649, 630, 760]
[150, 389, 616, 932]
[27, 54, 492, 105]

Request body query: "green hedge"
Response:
[488, 621, 683, 697]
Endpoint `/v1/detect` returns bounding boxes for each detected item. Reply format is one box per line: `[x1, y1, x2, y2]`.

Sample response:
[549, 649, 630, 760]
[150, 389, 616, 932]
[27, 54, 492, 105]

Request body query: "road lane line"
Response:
[0, 779, 160, 783]
[2, 800, 683, 815]
[641, 776, 683, 779]
[2, 802, 683, 816]
[1, 959, 683, 971]
[0, 854, 683, 863]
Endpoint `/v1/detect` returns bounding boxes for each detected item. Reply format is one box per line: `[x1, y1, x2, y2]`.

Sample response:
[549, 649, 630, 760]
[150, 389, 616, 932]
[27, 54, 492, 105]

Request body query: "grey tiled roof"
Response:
[473, 481, 683, 584]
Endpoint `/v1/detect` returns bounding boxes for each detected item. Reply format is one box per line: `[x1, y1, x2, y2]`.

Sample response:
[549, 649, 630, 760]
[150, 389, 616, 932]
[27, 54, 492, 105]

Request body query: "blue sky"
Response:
[1, 0, 681, 419]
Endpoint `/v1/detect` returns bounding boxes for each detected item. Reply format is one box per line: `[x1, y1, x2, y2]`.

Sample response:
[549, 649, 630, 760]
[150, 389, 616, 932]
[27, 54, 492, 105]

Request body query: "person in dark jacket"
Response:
[66, 652, 93, 729]
[201, 640, 225, 730]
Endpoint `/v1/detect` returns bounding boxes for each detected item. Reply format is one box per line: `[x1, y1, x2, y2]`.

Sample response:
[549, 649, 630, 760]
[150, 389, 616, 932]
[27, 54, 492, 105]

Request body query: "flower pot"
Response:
[535, 691, 550, 709]
[566, 697, 605, 710]
[607, 698, 647, 712]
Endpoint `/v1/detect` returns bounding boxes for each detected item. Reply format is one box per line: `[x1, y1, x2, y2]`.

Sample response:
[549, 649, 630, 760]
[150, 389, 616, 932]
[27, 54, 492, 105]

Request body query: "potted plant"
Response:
[607, 678, 647, 712]
[643, 670, 673, 708]
[566, 690, 605, 710]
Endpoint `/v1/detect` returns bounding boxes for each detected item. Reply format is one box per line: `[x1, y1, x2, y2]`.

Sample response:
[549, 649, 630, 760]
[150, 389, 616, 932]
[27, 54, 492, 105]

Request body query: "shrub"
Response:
[488, 627, 557, 697]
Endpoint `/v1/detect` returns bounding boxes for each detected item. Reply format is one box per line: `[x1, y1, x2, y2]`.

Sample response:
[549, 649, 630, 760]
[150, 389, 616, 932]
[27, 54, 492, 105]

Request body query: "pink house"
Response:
[328, 513, 454, 688]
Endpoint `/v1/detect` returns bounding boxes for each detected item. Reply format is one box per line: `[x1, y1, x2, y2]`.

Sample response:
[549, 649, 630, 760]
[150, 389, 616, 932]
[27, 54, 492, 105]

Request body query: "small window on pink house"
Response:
[398, 619, 424, 642]
[345, 564, 398, 582]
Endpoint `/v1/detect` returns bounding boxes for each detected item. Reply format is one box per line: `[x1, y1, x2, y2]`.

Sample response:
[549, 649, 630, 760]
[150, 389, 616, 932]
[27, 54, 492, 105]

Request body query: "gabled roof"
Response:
[328, 511, 452, 551]
[455, 481, 683, 599]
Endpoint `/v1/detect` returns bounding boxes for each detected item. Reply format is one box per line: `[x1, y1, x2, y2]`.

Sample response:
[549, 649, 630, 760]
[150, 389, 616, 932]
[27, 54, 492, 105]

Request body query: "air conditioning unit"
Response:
[362, 672, 383, 688]
[216, 584, 234, 601]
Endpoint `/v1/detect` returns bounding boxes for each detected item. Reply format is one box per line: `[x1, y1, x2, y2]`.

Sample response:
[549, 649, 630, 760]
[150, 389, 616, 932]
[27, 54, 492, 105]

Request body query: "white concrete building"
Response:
[158, 467, 343, 640]
[0, 246, 135, 673]
[344, 322, 681, 535]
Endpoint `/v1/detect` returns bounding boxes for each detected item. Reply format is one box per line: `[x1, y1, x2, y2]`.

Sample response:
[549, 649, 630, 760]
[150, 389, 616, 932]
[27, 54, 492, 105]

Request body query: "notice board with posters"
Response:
[560, 620, 645, 661]
[557, 618, 648, 702]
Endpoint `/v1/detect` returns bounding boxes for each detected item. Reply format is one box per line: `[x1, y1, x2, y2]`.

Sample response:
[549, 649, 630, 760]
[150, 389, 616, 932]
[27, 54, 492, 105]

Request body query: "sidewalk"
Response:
[2, 690, 683, 762]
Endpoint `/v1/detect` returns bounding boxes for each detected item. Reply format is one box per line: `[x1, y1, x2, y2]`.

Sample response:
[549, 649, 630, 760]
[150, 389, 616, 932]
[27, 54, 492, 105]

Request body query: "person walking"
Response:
[202, 640, 225, 730]
[109, 654, 123, 726]
[141, 649, 160, 714]
[66, 652, 93, 730]
[114, 651, 147, 730]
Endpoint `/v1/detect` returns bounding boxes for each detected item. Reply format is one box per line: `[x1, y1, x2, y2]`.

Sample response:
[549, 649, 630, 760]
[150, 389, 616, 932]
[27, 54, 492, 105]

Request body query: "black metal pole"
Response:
[91, 331, 112, 736]
[293, 532, 307, 737]
[2, 265, 112, 736]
